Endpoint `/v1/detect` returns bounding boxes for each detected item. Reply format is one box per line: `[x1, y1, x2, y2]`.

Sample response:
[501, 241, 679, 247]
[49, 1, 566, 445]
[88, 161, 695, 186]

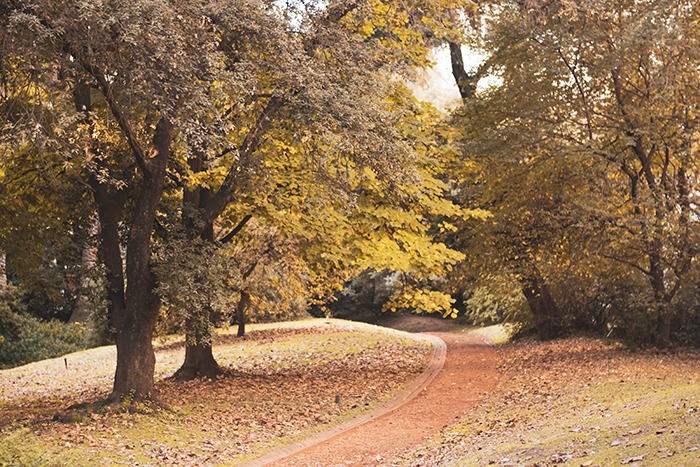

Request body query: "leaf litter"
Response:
[0, 320, 432, 465]
[391, 336, 700, 466]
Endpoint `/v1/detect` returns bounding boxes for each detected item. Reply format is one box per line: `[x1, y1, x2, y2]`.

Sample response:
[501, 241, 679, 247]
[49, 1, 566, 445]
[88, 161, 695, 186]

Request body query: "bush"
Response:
[0, 286, 89, 368]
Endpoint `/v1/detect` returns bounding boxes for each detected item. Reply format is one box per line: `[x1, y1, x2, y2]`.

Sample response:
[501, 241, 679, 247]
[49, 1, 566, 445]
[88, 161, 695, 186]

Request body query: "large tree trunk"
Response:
[519, 273, 561, 340]
[111, 117, 173, 400]
[71, 51, 173, 400]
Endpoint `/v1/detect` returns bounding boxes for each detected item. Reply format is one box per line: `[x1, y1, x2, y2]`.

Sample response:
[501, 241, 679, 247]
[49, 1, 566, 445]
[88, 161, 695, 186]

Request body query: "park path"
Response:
[245, 328, 500, 466]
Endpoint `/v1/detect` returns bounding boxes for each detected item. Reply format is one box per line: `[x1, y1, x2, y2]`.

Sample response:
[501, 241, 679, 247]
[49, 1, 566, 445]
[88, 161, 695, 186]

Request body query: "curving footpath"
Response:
[244, 331, 499, 466]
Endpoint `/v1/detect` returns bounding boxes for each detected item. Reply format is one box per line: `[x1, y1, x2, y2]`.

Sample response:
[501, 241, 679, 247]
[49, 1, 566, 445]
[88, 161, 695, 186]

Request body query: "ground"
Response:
[390, 334, 700, 466]
[0, 320, 433, 465]
[2, 315, 699, 466]
[267, 330, 499, 466]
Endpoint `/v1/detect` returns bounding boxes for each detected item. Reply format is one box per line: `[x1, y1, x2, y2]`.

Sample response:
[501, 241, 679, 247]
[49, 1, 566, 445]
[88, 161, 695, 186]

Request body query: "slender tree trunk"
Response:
[74, 81, 127, 344]
[70, 214, 100, 324]
[448, 41, 480, 100]
[111, 117, 173, 400]
[650, 250, 674, 347]
[519, 273, 561, 340]
[92, 185, 128, 344]
[0, 249, 6, 286]
[236, 290, 250, 338]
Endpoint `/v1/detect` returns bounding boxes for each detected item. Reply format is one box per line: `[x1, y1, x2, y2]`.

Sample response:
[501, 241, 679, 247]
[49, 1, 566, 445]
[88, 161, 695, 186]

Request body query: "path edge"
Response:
[242, 333, 448, 467]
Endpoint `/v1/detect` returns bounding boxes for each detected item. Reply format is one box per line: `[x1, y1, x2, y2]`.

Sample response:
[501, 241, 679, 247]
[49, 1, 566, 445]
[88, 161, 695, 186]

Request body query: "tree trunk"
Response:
[520, 273, 561, 340]
[75, 81, 127, 344]
[112, 289, 159, 398]
[70, 214, 100, 324]
[236, 290, 250, 337]
[448, 41, 479, 100]
[0, 249, 6, 286]
[111, 117, 173, 401]
[174, 312, 224, 380]
[175, 151, 224, 380]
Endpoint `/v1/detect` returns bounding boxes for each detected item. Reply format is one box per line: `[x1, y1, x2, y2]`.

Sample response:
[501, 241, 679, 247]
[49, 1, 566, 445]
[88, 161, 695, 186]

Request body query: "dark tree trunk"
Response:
[448, 41, 480, 100]
[174, 311, 224, 380]
[520, 273, 561, 340]
[175, 151, 224, 380]
[74, 81, 127, 343]
[111, 117, 173, 400]
[92, 182, 128, 344]
[236, 290, 250, 338]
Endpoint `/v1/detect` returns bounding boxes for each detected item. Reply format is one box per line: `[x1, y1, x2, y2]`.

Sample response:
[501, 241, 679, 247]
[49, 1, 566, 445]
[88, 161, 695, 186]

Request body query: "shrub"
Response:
[0, 286, 89, 368]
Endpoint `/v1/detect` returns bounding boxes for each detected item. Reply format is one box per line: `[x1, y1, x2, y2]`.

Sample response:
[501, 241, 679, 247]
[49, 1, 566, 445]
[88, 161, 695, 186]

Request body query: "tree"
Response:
[1, 0, 279, 400]
[442, 2, 568, 339]
[163, 0, 480, 379]
[1, 0, 477, 396]
[450, 0, 700, 344]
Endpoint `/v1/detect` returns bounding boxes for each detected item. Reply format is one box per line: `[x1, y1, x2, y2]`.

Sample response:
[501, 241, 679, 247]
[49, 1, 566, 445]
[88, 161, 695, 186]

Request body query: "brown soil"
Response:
[263, 316, 500, 466]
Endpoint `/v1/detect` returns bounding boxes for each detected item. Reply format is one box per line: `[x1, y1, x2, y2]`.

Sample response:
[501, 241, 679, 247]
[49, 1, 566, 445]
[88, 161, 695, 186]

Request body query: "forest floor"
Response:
[2, 316, 699, 466]
[389, 333, 700, 466]
[0, 319, 435, 466]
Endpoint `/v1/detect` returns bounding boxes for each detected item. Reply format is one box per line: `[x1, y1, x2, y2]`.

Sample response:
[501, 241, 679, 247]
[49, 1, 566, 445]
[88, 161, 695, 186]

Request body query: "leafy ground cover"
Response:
[0, 319, 432, 466]
[393, 336, 700, 466]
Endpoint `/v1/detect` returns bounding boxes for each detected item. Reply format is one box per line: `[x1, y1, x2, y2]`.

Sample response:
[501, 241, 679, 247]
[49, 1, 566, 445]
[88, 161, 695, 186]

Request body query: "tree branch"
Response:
[218, 214, 253, 244]
[74, 55, 150, 175]
[601, 251, 650, 276]
[323, 0, 363, 24]
[448, 41, 479, 100]
[202, 94, 285, 230]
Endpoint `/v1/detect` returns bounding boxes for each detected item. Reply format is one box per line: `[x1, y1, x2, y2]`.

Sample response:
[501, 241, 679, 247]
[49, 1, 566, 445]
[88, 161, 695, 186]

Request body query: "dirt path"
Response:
[248, 327, 500, 466]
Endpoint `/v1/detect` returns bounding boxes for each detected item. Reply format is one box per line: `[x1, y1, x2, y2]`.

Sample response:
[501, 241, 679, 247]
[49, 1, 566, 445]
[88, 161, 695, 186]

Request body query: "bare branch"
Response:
[601, 251, 651, 276]
[218, 214, 253, 244]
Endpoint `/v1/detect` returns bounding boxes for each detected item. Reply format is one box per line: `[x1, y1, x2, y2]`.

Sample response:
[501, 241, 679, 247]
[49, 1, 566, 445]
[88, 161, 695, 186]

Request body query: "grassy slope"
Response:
[395, 336, 700, 466]
[0, 319, 432, 466]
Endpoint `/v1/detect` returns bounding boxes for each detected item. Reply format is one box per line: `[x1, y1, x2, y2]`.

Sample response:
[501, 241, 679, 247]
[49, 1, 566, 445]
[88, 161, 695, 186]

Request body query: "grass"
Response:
[468, 324, 512, 345]
[0, 319, 433, 466]
[452, 379, 700, 466]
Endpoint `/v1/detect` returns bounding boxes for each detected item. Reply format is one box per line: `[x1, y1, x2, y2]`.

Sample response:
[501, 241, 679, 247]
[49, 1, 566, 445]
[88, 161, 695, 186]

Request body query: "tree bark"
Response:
[111, 117, 173, 400]
[519, 273, 562, 340]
